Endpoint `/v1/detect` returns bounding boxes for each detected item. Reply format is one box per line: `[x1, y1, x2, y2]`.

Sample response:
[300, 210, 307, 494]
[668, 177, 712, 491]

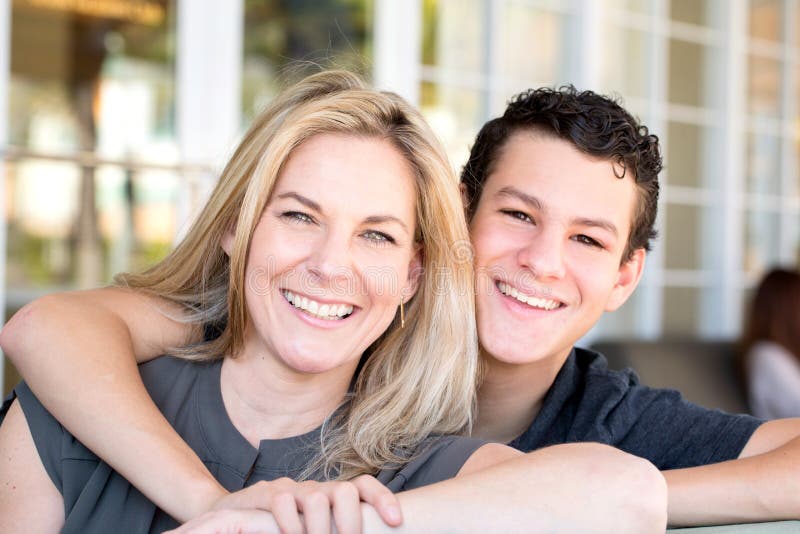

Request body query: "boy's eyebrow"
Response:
[496, 186, 619, 237]
[571, 217, 619, 237]
[277, 192, 410, 235]
[495, 186, 544, 212]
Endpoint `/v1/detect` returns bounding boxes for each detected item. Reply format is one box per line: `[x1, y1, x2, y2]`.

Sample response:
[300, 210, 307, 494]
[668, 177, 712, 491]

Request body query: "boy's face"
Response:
[469, 132, 646, 367]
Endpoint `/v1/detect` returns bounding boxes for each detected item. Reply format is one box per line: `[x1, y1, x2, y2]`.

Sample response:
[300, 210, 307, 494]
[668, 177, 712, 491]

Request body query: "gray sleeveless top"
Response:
[14, 356, 486, 533]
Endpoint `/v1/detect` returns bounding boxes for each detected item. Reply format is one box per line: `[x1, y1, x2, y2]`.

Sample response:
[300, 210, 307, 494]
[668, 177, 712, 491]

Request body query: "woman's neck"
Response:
[220, 344, 355, 448]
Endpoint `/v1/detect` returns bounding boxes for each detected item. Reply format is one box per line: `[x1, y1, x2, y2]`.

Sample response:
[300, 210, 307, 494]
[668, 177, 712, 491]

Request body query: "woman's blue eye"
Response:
[362, 230, 395, 245]
[282, 211, 314, 224]
[501, 209, 533, 223]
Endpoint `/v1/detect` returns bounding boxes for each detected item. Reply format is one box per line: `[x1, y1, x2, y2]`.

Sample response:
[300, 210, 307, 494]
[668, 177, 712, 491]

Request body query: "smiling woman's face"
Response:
[237, 133, 420, 376]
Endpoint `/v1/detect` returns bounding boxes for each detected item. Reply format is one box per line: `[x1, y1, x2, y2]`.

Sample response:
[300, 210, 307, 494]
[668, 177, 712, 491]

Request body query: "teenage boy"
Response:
[2, 86, 800, 528]
[461, 86, 800, 525]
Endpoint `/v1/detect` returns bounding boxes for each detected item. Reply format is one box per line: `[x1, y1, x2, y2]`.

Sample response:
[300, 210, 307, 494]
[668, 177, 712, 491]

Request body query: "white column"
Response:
[572, 0, 603, 90]
[0, 0, 10, 390]
[704, 0, 747, 336]
[638, 0, 669, 339]
[780, 0, 798, 266]
[373, 0, 422, 105]
[176, 0, 244, 236]
[483, 0, 504, 120]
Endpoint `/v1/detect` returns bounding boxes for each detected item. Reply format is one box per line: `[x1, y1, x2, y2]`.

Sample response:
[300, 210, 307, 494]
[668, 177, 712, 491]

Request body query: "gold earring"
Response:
[400, 298, 405, 329]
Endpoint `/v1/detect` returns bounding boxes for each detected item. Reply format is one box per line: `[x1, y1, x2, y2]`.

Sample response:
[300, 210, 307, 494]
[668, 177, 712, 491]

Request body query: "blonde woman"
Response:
[0, 69, 495, 531]
[0, 71, 667, 533]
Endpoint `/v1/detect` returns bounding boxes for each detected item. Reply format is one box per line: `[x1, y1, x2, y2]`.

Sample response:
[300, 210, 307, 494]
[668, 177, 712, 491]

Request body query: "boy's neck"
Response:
[474, 347, 572, 443]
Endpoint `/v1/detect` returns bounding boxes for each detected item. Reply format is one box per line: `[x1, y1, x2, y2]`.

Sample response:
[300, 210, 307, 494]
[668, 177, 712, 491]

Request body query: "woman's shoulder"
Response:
[138, 355, 220, 405]
[376, 435, 490, 492]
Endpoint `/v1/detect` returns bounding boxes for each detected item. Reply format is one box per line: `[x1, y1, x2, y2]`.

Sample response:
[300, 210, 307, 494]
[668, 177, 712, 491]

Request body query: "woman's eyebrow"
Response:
[277, 192, 410, 234]
[363, 215, 410, 235]
[276, 191, 321, 213]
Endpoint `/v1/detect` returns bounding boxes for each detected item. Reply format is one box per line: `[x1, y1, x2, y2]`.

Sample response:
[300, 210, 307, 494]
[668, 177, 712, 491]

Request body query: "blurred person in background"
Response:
[740, 268, 800, 420]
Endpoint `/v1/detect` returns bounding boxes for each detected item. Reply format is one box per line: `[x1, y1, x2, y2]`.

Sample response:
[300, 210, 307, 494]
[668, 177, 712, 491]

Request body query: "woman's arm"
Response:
[0, 400, 65, 533]
[0, 288, 224, 521]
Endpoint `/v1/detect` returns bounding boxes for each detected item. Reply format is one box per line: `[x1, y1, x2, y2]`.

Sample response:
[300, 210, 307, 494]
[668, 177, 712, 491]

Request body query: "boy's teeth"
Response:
[283, 291, 353, 320]
[498, 282, 560, 311]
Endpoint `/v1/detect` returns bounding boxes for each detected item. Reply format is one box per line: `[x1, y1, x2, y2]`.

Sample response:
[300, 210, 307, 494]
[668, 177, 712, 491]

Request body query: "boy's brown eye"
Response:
[574, 234, 603, 248]
[500, 209, 532, 223]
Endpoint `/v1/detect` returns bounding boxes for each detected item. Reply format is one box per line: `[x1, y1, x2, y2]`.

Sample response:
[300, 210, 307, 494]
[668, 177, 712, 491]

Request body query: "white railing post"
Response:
[373, 0, 422, 105]
[176, 0, 244, 238]
[0, 0, 11, 391]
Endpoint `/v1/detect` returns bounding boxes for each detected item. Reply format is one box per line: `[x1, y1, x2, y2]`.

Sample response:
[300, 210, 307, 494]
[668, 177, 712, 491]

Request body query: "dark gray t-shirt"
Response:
[11, 356, 487, 533]
[509, 348, 764, 469]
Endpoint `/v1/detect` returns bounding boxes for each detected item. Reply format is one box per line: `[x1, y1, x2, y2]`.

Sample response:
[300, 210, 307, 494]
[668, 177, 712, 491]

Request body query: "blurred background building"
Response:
[1, 0, 799, 393]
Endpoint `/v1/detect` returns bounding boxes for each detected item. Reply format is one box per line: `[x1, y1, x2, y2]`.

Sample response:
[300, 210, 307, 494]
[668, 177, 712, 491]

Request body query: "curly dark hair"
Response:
[461, 85, 662, 261]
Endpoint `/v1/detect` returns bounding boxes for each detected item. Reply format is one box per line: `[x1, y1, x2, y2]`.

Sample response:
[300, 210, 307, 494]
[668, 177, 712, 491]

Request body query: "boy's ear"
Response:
[605, 248, 646, 311]
[459, 183, 470, 219]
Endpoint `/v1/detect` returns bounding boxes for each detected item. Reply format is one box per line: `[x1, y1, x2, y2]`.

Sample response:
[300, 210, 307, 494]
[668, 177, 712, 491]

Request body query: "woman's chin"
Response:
[278, 351, 352, 376]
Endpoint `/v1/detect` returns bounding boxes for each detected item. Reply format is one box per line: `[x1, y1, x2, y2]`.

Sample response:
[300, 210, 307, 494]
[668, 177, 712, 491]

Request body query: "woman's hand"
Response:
[200, 475, 402, 534]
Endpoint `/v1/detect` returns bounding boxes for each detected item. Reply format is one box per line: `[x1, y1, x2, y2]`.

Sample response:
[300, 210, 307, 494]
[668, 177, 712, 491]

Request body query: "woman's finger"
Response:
[351, 475, 403, 527]
[328, 481, 362, 534]
[269, 491, 304, 534]
[297, 489, 333, 534]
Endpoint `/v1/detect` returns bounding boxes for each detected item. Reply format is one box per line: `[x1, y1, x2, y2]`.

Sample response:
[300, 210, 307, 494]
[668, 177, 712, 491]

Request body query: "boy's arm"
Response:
[173, 443, 668, 534]
[0, 288, 226, 521]
[396, 442, 666, 533]
[664, 418, 800, 526]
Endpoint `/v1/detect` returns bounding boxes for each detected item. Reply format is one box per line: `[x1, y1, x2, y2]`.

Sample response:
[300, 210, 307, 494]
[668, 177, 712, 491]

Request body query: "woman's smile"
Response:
[281, 288, 357, 327]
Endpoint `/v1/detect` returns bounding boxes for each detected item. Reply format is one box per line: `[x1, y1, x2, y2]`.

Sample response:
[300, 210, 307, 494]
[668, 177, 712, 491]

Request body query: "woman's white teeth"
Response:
[283, 291, 353, 320]
[497, 282, 560, 311]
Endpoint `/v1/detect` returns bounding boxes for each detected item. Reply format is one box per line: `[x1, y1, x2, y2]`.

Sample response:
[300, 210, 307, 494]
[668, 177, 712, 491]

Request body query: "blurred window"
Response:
[241, 0, 373, 124]
[6, 0, 179, 307]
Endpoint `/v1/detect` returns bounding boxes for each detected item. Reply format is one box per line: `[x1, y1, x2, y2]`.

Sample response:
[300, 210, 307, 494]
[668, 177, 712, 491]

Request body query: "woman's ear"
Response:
[403, 245, 424, 302]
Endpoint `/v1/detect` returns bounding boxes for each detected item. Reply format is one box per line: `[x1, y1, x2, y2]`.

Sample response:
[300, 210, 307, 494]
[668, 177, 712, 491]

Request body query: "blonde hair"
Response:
[116, 70, 479, 479]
